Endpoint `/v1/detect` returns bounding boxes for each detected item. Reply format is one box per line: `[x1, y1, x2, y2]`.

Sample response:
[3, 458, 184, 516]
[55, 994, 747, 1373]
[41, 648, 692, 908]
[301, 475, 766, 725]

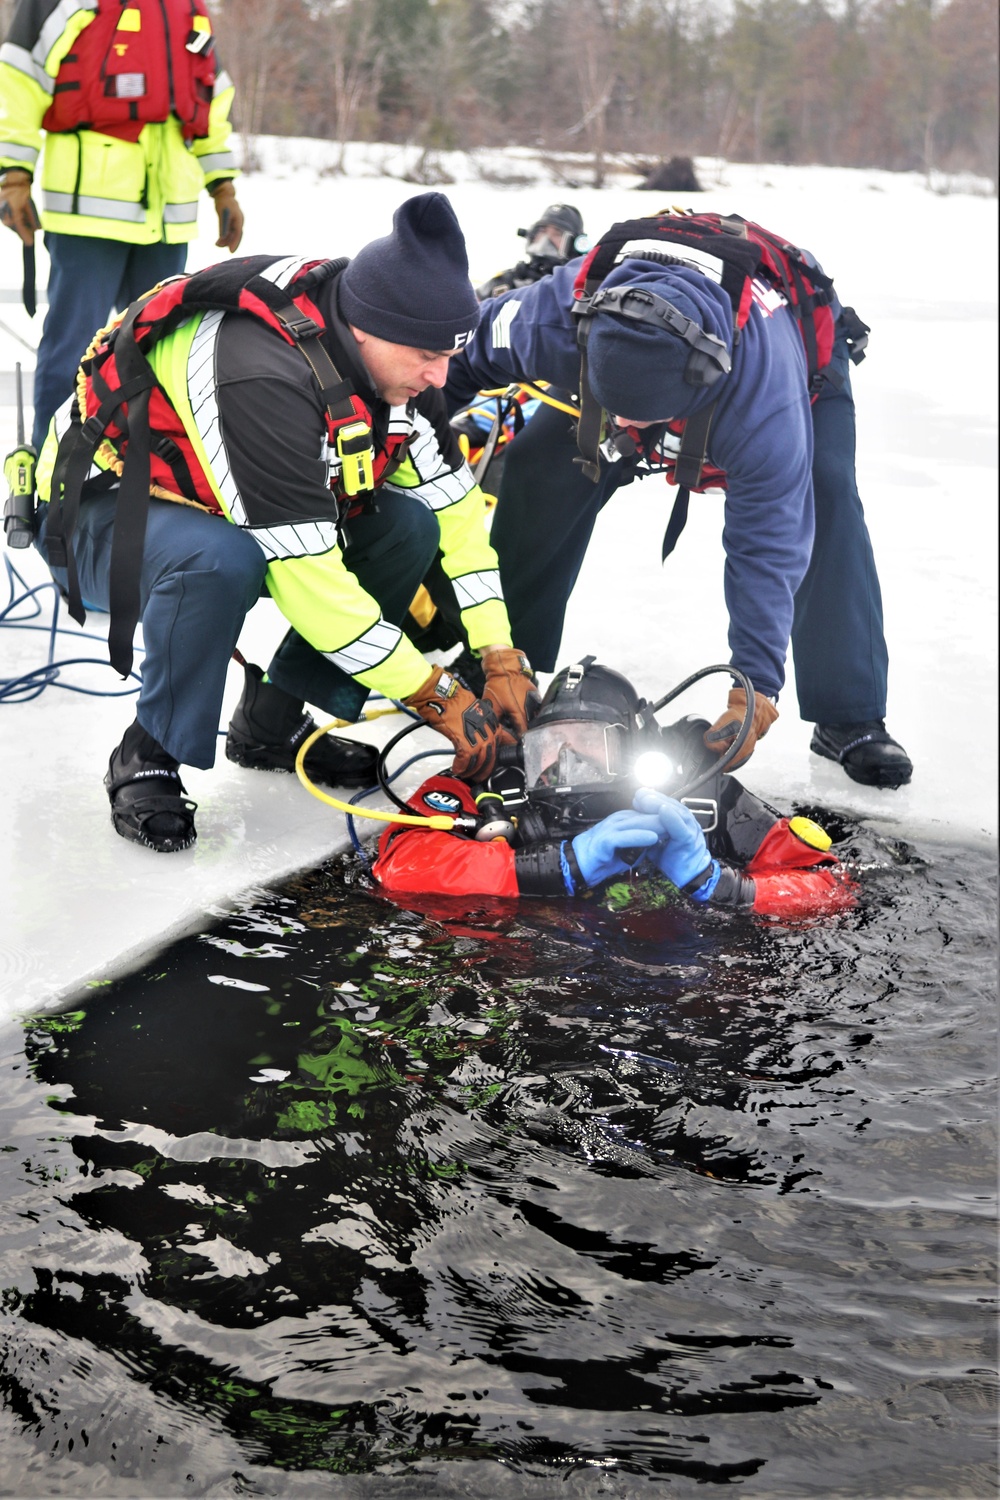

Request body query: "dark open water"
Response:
[0, 818, 996, 1499]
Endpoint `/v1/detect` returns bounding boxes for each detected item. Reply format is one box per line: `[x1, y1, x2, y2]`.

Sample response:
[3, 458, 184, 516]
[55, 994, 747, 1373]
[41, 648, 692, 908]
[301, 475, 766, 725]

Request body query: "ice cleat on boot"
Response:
[810, 720, 913, 789]
[105, 721, 197, 852]
[225, 662, 377, 788]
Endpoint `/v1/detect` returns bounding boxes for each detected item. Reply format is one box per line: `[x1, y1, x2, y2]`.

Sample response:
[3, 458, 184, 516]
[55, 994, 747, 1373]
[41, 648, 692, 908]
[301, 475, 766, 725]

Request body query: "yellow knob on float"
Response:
[788, 815, 833, 852]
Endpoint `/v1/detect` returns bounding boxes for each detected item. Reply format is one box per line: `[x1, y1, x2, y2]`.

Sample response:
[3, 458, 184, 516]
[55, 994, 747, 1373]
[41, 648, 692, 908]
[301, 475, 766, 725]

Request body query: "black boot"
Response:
[810, 720, 913, 789]
[225, 662, 378, 788]
[105, 720, 197, 853]
[448, 645, 486, 696]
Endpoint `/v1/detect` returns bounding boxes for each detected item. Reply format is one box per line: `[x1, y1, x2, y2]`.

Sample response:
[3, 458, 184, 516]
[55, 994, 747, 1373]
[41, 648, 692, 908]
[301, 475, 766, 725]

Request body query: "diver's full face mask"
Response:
[517, 658, 719, 838]
[522, 717, 630, 795]
[524, 227, 570, 263]
[523, 223, 589, 264]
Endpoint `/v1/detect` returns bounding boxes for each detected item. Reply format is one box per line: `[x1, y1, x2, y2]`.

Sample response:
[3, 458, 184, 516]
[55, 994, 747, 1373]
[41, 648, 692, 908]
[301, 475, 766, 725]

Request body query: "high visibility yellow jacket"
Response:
[0, 0, 238, 244]
[37, 262, 513, 704]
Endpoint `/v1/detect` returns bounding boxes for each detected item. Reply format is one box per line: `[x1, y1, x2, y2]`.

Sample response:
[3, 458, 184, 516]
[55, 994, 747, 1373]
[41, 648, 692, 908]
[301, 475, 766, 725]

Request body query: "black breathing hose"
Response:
[645, 663, 755, 800]
[376, 718, 436, 813]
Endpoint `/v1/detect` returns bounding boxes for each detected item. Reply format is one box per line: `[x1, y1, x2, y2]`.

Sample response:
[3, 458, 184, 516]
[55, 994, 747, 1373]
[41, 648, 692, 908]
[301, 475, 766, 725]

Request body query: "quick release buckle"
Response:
[282, 313, 321, 342]
[336, 420, 375, 495]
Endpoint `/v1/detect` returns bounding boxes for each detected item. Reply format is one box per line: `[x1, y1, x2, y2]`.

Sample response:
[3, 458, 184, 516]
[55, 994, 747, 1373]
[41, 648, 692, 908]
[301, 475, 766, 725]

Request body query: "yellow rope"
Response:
[517, 382, 581, 418]
[472, 382, 581, 419]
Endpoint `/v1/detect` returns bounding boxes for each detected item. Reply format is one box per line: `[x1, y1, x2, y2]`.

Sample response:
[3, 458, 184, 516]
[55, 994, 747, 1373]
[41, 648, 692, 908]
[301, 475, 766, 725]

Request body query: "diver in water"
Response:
[373, 658, 856, 918]
[475, 203, 588, 301]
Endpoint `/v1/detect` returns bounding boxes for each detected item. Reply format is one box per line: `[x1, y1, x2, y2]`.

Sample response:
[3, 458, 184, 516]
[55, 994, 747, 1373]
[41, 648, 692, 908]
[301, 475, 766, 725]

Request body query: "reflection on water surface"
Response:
[0, 820, 996, 1497]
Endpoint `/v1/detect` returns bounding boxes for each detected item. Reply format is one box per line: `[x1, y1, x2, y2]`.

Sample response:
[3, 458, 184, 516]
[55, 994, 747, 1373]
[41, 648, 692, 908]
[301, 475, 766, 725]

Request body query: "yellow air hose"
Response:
[293, 712, 459, 830]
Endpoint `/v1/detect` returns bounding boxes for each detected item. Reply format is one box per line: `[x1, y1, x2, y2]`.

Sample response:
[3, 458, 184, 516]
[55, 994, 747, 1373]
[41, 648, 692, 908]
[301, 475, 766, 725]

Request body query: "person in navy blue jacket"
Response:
[444, 240, 912, 790]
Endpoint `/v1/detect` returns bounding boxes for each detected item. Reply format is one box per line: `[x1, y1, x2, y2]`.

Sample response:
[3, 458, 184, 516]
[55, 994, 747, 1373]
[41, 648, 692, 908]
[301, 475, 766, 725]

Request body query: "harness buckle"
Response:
[81, 413, 107, 445]
[281, 313, 321, 342]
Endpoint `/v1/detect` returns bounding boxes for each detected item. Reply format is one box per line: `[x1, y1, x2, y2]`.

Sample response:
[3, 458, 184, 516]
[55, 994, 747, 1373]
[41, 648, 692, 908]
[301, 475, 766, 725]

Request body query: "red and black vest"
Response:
[45, 255, 411, 676]
[42, 0, 217, 143]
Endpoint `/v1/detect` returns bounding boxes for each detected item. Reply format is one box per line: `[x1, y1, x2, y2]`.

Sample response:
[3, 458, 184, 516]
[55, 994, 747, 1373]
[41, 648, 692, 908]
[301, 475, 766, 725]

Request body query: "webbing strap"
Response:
[673, 401, 715, 491]
[280, 317, 357, 424]
[44, 367, 157, 627]
[107, 382, 151, 676]
[661, 402, 716, 561]
[102, 295, 164, 676]
[574, 345, 603, 483]
[661, 488, 690, 562]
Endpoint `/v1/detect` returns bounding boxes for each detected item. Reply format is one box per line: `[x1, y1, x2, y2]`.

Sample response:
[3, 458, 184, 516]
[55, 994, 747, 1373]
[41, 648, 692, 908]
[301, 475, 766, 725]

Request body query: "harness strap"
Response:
[107, 383, 151, 675]
[673, 401, 716, 492]
[573, 263, 607, 483]
[44, 364, 159, 626]
[102, 293, 166, 675]
[270, 293, 409, 491]
[661, 488, 690, 563]
[660, 402, 716, 562]
[574, 343, 603, 483]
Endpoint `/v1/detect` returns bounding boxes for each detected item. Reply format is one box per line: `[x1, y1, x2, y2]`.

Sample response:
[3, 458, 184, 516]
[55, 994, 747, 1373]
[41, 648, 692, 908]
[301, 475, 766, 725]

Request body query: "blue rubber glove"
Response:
[631, 788, 721, 902]
[566, 808, 663, 892]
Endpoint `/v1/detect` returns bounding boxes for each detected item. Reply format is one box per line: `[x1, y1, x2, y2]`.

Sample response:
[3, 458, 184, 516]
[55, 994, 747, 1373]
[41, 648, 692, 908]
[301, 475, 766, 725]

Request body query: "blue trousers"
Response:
[490, 330, 888, 724]
[31, 234, 188, 452]
[37, 490, 441, 768]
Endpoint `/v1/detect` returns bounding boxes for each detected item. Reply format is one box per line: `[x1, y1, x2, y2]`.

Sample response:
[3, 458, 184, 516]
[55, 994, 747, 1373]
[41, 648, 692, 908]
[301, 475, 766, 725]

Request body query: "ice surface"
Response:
[1, 146, 996, 1018]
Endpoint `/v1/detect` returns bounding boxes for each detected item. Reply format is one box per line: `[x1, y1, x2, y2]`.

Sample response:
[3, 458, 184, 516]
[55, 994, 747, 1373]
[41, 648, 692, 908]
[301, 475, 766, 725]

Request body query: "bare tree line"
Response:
[211, 0, 997, 189]
[0, 0, 993, 186]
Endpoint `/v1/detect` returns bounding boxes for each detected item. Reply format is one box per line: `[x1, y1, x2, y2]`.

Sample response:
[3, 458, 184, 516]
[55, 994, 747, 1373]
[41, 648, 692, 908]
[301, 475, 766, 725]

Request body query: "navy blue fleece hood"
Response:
[586, 261, 735, 421]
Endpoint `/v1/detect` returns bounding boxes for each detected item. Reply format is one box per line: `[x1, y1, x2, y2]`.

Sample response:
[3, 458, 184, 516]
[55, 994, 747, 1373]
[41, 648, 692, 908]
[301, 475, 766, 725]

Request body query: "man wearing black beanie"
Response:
[33, 193, 539, 854]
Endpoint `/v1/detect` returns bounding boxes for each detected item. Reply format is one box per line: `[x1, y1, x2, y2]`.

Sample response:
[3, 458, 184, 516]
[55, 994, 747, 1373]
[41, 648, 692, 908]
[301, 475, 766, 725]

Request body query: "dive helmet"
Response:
[518, 203, 588, 263]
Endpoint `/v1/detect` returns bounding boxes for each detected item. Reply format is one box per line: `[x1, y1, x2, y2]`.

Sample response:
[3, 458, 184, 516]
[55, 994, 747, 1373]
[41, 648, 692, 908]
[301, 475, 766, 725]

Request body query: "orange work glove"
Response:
[210, 179, 244, 252]
[405, 666, 504, 781]
[481, 646, 541, 740]
[0, 170, 41, 245]
[703, 687, 778, 769]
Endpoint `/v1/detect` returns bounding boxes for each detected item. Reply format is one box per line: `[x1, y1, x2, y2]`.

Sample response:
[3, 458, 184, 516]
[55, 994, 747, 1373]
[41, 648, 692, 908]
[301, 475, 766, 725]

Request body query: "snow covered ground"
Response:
[1, 144, 996, 1021]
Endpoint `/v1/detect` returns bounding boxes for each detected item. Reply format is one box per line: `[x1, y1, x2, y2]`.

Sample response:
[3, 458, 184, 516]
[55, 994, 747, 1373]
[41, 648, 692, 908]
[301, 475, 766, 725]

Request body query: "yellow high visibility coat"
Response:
[0, 0, 238, 243]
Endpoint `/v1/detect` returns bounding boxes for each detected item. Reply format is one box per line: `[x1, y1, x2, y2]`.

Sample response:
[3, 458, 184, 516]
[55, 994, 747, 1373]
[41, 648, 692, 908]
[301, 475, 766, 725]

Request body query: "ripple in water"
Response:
[0, 816, 995, 1497]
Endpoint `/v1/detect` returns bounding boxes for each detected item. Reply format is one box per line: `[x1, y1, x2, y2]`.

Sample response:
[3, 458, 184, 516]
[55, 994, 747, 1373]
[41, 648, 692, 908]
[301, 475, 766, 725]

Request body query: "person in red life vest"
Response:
[374, 660, 856, 918]
[31, 194, 536, 854]
[0, 0, 245, 451]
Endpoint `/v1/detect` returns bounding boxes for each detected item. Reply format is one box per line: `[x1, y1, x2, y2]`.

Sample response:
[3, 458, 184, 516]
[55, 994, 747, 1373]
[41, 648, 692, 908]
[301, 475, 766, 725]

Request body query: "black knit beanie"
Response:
[339, 193, 480, 350]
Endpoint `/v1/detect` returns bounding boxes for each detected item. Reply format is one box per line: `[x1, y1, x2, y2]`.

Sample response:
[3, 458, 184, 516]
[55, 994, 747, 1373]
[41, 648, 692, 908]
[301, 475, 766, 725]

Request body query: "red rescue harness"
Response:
[45, 256, 409, 677]
[571, 210, 869, 557]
